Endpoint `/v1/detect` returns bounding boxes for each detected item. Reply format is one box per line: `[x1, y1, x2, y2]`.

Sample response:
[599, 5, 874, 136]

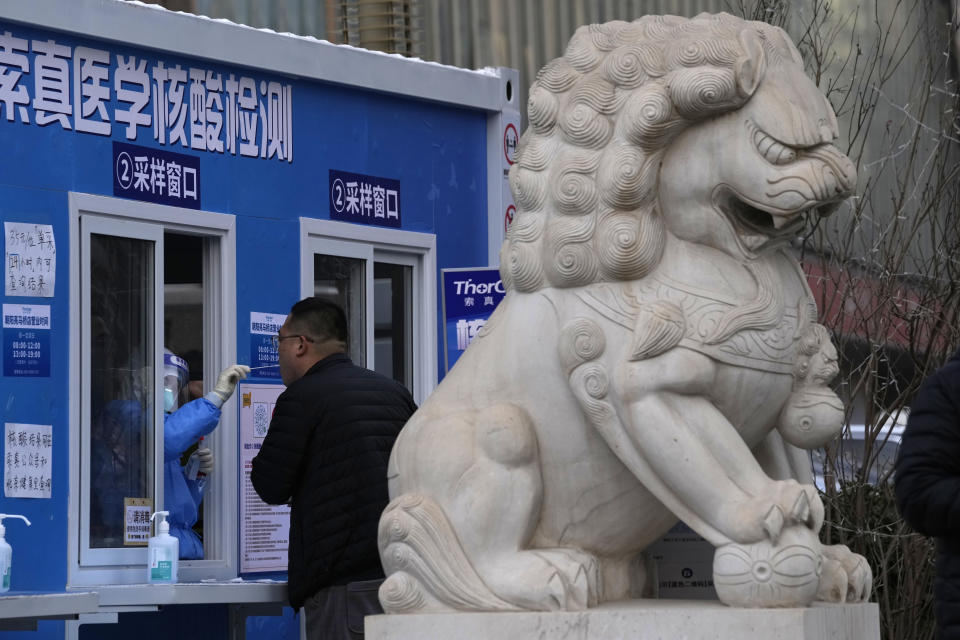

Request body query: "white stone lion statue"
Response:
[378, 13, 872, 612]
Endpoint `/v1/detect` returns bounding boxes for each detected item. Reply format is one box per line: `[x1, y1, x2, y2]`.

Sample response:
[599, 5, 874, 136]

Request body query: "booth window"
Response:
[312, 257, 413, 387]
[87, 233, 206, 551]
[314, 254, 367, 367]
[88, 234, 157, 550]
[72, 194, 236, 583]
[373, 262, 413, 390]
[302, 219, 436, 404]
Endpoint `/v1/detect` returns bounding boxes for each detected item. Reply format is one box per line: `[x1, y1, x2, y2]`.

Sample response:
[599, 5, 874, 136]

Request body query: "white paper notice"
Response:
[4, 423, 52, 498]
[238, 382, 290, 573]
[5, 222, 56, 297]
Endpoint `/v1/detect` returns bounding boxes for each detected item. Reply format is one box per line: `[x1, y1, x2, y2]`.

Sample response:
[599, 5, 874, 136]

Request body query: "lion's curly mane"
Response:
[501, 12, 804, 293]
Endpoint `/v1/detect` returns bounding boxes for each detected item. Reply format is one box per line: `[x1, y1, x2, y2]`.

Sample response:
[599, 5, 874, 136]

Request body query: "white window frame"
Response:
[300, 219, 437, 405]
[305, 238, 374, 368]
[373, 251, 418, 393]
[68, 192, 237, 587]
[78, 216, 164, 568]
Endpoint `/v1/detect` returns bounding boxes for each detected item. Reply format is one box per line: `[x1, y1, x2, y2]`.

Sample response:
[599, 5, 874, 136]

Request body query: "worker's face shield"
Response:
[162, 351, 189, 413]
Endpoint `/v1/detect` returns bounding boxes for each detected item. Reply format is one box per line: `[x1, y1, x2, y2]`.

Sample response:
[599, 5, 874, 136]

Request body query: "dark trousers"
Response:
[304, 579, 384, 640]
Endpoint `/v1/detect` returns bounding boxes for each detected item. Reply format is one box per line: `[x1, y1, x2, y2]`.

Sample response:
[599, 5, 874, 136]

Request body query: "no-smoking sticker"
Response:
[503, 123, 518, 165]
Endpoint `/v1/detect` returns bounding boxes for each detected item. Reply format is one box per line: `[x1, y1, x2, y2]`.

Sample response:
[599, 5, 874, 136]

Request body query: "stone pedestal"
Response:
[366, 601, 880, 640]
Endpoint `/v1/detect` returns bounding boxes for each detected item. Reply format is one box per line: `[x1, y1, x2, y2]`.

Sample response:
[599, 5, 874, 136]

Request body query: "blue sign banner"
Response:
[441, 267, 505, 372]
[329, 169, 401, 228]
[113, 141, 202, 209]
[2, 304, 51, 377]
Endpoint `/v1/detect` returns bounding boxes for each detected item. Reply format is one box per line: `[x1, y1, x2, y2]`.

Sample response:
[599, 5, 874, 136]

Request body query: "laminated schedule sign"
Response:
[238, 382, 289, 574]
[249, 312, 285, 379]
[3, 304, 51, 377]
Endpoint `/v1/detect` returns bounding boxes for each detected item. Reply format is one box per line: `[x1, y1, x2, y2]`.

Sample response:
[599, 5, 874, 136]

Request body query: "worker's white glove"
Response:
[186, 447, 214, 481]
[206, 364, 250, 408]
[196, 447, 214, 475]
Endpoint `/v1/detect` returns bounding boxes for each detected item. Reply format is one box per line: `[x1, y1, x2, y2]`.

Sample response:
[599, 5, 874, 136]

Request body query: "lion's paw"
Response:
[769, 480, 824, 532]
[533, 548, 602, 608]
[480, 548, 600, 611]
[817, 544, 872, 603]
[730, 481, 824, 543]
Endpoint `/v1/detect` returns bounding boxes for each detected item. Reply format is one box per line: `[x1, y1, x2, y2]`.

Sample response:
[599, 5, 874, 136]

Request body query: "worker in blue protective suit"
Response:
[90, 396, 149, 546]
[163, 350, 250, 559]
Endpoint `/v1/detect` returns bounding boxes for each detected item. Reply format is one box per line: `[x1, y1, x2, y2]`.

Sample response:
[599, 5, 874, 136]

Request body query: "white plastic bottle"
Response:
[147, 511, 179, 584]
[0, 514, 31, 593]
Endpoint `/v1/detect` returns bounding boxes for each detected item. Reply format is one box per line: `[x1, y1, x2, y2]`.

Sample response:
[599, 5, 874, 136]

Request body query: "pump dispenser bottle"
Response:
[147, 511, 179, 584]
[0, 514, 31, 593]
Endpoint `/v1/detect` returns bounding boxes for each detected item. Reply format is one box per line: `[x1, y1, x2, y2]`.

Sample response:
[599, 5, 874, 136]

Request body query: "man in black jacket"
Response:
[895, 346, 960, 640]
[251, 297, 416, 640]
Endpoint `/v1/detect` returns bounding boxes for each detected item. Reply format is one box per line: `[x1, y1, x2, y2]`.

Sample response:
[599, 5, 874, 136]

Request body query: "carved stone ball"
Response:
[713, 526, 822, 607]
[777, 386, 844, 449]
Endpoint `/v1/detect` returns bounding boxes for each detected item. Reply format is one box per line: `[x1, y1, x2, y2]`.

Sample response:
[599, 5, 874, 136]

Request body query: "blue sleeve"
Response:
[164, 397, 221, 462]
[163, 458, 204, 559]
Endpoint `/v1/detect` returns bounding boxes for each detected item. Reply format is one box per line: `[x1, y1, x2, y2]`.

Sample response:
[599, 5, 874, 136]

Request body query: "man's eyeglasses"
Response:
[271, 334, 314, 349]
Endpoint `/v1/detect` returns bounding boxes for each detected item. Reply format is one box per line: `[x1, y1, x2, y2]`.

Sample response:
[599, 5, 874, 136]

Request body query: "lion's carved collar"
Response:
[568, 262, 816, 375]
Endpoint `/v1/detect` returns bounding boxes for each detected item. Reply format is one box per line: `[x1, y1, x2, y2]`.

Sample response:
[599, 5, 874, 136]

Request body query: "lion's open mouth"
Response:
[714, 187, 807, 250]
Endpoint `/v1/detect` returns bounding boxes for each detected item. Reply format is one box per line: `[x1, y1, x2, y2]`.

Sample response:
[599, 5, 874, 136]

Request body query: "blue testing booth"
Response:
[0, 1, 519, 637]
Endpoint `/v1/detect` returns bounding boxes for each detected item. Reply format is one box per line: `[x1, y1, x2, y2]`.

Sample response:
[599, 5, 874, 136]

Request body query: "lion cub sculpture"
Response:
[379, 13, 871, 612]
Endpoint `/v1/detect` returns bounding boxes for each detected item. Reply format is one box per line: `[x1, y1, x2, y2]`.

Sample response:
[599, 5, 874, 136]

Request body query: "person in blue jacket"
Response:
[163, 350, 249, 558]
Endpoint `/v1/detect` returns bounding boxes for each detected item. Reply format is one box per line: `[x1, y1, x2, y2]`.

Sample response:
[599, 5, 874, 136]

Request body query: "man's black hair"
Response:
[288, 297, 348, 346]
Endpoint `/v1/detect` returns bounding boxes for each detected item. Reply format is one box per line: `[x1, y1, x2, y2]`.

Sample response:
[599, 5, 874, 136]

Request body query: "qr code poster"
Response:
[253, 402, 274, 438]
[238, 381, 285, 455]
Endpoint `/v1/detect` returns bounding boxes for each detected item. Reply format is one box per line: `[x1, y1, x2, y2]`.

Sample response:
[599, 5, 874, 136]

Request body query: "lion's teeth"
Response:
[772, 215, 792, 229]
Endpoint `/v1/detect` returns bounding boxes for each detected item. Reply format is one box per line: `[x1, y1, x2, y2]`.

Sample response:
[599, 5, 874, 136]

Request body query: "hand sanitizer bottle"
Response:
[147, 511, 179, 584]
[0, 514, 31, 593]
